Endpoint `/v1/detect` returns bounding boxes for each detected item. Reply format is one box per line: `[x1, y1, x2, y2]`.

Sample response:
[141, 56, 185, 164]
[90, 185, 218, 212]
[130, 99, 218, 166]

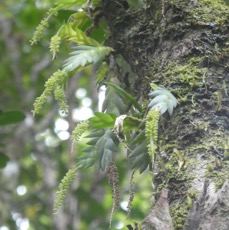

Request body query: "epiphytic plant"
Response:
[31, 0, 177, 227]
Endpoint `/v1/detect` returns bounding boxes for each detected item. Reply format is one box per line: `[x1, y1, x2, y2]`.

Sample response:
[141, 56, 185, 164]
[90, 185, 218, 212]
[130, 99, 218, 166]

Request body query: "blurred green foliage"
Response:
[0, 0, 151, 229]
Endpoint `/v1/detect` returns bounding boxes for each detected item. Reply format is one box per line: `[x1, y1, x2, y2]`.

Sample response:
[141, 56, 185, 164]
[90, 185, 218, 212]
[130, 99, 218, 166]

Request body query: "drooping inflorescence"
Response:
[33, 69, 68, 115]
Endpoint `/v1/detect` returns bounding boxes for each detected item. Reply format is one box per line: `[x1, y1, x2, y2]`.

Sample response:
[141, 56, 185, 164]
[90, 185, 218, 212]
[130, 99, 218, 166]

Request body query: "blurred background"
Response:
[0, 0, 151, 229]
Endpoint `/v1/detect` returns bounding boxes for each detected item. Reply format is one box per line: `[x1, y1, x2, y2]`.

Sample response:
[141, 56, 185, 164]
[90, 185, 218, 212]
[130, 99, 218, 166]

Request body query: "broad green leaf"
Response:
[69, 11, 88, 28]
[94, 112, 116, 123]
[0, 111, 25, 126]
[85, 130, 104, 146]
[131, 152, 149, 173]
[131, 153, 145, 169]
[76, 152, 96, 169]
[66, 26, 101, 47]
[131, 131, 146, 145]
[139, 154, 150, 173]
[0, 153, 9, 168]
[96, 62, 108, 83]
[52, 23, 96, 49]
[85, 129, 118, 171]
[90, 25, 108, 44]
[82, 146, 94, 152]
[55, 0, 87, 8]
[128, 140, 149, 173]
[148, 95, 169, 108]
[102, 87, 128, 115]
[123, 116, 142, 132]
[61, 25, 100, 46]
[63, 46, 113, 72]
[129, 142, 147, 158]
[85, 129, 105, 138]
[103, 137, 118, 152]
[101, 149, 113, 171]
[86, 138, 99, 145]
[97, 136, 116, 155]
[148, 87, 178, 116]
[105, 82, 142, 112]
[89, 112, 116, 129]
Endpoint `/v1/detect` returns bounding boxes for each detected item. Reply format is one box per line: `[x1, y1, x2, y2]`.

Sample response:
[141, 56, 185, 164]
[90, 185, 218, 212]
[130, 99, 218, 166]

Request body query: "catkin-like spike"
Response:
[45, 69, 68, 90]
[30, 18, 49, 45]
[71, 121, 89, 142]
[33, 70, 68, 115]
[145, 109, 160, 165]
[30, 7, 58, 45]
[126, 170, 136, 218]
[107, 162, 120, 228]
[32, 92, 48, 116]
[54, 86, 69, 114]
[53, 167, 78, 214]
[50, 35, 61, 59]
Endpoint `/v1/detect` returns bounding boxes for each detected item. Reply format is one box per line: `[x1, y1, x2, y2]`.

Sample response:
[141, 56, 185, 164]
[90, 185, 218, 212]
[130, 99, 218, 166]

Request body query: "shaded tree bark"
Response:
[101, 0, 229, 229]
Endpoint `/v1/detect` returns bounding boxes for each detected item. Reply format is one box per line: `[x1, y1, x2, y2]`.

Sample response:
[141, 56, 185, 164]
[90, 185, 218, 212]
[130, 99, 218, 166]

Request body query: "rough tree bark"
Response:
[101, 0, 229, 229]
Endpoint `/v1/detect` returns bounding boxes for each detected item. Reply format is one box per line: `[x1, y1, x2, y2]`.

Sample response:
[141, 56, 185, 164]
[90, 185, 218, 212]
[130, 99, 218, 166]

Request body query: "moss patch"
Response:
[188, 0, 229, 26]
[206, 161, 229, 190]
[170, 200, 191, 230]
[150, 57, 206, 102]
[171, 0, 229, 27]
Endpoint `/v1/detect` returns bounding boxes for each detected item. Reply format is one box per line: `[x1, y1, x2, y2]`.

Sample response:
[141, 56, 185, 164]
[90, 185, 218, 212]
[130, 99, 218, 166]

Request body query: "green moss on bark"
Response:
[170, 202, 190, 230]
[187, 0, 229, 25]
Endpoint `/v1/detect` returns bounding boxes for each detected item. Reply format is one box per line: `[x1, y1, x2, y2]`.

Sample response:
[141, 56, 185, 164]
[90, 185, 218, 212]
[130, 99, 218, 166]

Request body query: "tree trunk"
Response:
[101, 0, 229, 229]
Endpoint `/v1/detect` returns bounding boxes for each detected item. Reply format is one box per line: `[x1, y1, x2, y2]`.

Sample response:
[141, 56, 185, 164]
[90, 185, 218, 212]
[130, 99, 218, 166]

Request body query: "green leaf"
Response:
[129, 142, 147, 158]
[123, 116, 142, 132]
[96, 62, 108, 83]
[96, 135, 118, 171]
[131, 152, 149, 173]
[0, 111, 25, 126]
[100, 149, 113, 171]
[105, 82, 142, 112]
[60, 25, 100, 46]
[128, 140, 149, 173]
[63, 45, 113, 72]
[84, 129, 118, 171]
[55, 0, 87, 8]
[0, 153, 9, 168]
[131, 131, 146, 145]
[67, 11, 88, 28]
[148, 87, 178, 116]
[86, 138, 99, 146]
[102, 86, 128, 115]
[88, 112, 117, 129]
[139, 154, 150, 173]
[82, 146, 94, 152]
[76, 152, 96, 169]
[131, 153, 145, 169]
[85, 129, 105, 138]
